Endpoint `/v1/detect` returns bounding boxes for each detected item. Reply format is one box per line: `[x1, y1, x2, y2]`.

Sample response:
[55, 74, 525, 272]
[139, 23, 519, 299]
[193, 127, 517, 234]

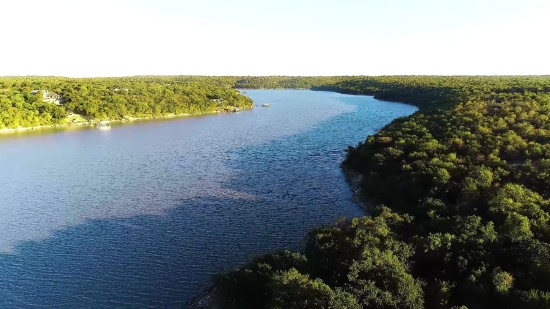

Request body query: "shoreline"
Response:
[188, 167, 373, 309]
[341, 165, 373, 213]
[189, 288, 219, 309]
[0, 109, 248, 134]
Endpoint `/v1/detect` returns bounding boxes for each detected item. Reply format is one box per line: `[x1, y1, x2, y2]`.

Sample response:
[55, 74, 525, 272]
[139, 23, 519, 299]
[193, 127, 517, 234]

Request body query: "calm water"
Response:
[0, 90, 417, 308]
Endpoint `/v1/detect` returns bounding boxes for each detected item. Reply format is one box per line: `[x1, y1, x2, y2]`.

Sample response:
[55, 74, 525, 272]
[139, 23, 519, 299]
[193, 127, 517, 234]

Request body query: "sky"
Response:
[1, 0, 549, 76]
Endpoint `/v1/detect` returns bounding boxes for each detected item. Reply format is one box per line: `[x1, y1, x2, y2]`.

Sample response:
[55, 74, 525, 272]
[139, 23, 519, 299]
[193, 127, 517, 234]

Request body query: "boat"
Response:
[95, 121, 111, 129]
[262, 103, 270, 107]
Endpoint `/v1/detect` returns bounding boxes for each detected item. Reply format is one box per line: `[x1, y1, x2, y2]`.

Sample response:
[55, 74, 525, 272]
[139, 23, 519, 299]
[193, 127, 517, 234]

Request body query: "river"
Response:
[0, 90, 417, 308]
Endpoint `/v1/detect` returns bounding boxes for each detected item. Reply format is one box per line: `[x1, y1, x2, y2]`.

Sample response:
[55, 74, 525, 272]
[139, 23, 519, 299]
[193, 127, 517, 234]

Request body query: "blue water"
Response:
[0, 90, 417, 308]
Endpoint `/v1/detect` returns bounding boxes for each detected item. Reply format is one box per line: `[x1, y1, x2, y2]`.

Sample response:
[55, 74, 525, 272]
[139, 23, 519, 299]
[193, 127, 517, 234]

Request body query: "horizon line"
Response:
[2, 74, 550, 79]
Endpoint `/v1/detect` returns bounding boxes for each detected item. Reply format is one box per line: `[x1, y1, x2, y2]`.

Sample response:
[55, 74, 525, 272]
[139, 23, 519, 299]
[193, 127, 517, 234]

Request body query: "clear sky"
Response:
[1, 0, 549, 76]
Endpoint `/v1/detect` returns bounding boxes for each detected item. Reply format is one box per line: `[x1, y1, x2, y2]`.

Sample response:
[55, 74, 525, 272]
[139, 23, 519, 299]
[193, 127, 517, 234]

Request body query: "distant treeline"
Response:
[0, 76, 253, 129]
[208, 76, 550, 309]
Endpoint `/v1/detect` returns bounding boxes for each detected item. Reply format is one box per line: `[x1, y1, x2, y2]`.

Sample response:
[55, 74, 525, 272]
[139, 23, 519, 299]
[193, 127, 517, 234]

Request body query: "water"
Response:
[0, 90, 417, 308]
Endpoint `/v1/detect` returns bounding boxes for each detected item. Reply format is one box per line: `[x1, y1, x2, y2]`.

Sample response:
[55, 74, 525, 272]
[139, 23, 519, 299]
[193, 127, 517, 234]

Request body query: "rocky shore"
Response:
[189, 288, 219, 309]
[341, 165, 373, 212]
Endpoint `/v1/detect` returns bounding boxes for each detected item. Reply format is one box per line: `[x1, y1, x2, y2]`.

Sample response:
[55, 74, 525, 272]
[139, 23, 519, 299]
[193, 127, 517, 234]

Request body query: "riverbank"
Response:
[189, 288, 219, 309]
[187, 167, 373, 309]
[341, 166, 373, 213]
[187, 168, 371, 309]
[0, 108, 249, 134]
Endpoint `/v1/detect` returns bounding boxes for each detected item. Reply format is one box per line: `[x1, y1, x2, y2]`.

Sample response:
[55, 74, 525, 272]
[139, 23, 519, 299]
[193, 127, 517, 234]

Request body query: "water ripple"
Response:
[0, 90, 417, 308]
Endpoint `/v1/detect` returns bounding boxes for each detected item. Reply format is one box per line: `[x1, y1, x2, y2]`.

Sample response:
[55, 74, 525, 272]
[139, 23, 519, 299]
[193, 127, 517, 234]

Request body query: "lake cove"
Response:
[0, 90, 417, 308]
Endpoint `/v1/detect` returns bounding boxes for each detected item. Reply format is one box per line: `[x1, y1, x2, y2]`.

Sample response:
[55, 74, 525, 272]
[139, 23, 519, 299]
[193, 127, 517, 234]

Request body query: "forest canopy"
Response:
[0, 76, 252, 129]
[206, 75, 550, 309]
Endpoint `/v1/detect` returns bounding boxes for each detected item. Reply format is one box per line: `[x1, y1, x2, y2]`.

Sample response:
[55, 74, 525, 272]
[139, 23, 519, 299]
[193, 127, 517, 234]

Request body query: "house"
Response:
[29, 89, 64, 105]
[43, 91, 59, 100]
[42, 91, 63, 104]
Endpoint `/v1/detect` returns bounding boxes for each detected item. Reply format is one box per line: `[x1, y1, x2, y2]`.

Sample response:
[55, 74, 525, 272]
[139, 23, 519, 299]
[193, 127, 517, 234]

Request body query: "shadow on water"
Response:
[0, 92, 417, 308]
[1, 198, 285, 308]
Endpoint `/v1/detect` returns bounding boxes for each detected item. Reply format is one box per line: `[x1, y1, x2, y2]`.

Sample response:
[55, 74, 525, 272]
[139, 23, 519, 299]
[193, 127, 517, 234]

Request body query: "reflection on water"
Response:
[0, 90, 417, 308]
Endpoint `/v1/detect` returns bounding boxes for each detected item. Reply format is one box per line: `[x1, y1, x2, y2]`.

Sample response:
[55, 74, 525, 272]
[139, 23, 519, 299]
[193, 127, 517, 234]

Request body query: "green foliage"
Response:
[337, 76, 550, 308]
[0, 76, 253, 129]
[492, 268, 514, 293]
[213, 251, 312, 309]
[515, 290, 550, 308]
[211, 76, 550, 308]
[268, 268, 360, 309]
[215, 211, 423, 309]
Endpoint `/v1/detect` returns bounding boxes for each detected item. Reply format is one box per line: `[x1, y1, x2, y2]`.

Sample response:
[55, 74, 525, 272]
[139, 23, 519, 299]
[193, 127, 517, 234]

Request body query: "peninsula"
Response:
[0, 76, 253, 133]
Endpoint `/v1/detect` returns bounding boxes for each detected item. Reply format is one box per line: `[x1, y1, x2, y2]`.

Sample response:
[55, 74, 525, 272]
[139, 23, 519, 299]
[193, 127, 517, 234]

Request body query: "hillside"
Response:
[0, 76, 252, 130]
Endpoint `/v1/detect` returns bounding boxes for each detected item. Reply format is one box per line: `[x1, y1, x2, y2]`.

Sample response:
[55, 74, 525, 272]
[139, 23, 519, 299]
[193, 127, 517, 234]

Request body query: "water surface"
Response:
[0, 90, 417, 308]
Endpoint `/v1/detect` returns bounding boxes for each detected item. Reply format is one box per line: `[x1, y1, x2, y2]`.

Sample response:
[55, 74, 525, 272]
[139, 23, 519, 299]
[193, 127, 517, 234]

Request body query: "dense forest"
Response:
[207, 76, 550, 309]
[0, 76, 252, 130]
